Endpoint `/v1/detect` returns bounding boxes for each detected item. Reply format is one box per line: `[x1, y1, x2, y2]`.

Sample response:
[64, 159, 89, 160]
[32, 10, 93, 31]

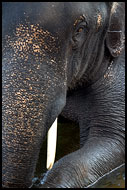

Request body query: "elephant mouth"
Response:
[46, 118, 58, 170]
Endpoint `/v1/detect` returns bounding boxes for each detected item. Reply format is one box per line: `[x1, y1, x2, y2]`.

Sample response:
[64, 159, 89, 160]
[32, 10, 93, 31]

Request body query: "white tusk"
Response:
[46, 118, 57, 170]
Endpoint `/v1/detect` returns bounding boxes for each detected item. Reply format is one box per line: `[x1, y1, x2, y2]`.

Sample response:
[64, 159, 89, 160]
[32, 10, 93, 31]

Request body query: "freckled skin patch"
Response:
[111, 2, 119, 15]
[103, 61, 114, 82]
[97, 13, 102, 29]
[4, 23, 60, 62]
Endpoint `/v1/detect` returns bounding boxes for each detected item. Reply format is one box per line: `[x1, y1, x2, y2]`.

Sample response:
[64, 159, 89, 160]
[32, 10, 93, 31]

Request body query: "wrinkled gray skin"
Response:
[2, 2, 125, 188]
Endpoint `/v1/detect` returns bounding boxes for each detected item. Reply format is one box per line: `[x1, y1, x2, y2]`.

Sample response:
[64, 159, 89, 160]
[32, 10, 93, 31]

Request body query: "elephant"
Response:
[2, 2, 125, 188]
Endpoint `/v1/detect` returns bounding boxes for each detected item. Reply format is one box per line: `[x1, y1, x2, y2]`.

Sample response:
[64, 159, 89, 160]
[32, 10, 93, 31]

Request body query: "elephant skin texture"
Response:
[2, 2, 125, 188]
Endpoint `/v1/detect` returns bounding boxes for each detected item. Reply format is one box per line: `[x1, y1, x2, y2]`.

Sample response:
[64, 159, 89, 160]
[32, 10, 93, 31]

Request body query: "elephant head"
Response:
[2, 2, 125, 188]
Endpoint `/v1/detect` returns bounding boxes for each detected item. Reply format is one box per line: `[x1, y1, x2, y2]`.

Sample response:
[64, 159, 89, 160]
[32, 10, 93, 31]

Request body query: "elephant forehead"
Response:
[3, 2, 108, 33]
[2, 2, 65, 35]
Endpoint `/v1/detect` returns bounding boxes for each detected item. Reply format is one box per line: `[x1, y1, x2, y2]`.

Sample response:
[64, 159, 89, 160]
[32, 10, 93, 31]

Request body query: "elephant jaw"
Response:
[46, 118, 58, 170]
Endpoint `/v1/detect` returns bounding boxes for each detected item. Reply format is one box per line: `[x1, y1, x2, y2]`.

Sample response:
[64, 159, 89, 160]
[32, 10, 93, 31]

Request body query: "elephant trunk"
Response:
[2, 42, 67, 187]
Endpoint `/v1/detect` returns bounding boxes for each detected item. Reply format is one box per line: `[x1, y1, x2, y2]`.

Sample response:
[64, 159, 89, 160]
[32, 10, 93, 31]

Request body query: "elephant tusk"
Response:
[46, 118, 57, 170]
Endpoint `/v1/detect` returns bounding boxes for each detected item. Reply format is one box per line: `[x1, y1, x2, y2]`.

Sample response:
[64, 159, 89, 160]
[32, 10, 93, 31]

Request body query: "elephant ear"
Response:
[106, 2, 125, 57]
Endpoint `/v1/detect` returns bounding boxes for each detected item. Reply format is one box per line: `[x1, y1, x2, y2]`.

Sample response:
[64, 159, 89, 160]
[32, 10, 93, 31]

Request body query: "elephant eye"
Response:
[75, 22, 87, 36]
[72, 21, 87, 49]
[76, 27, 84, 33]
